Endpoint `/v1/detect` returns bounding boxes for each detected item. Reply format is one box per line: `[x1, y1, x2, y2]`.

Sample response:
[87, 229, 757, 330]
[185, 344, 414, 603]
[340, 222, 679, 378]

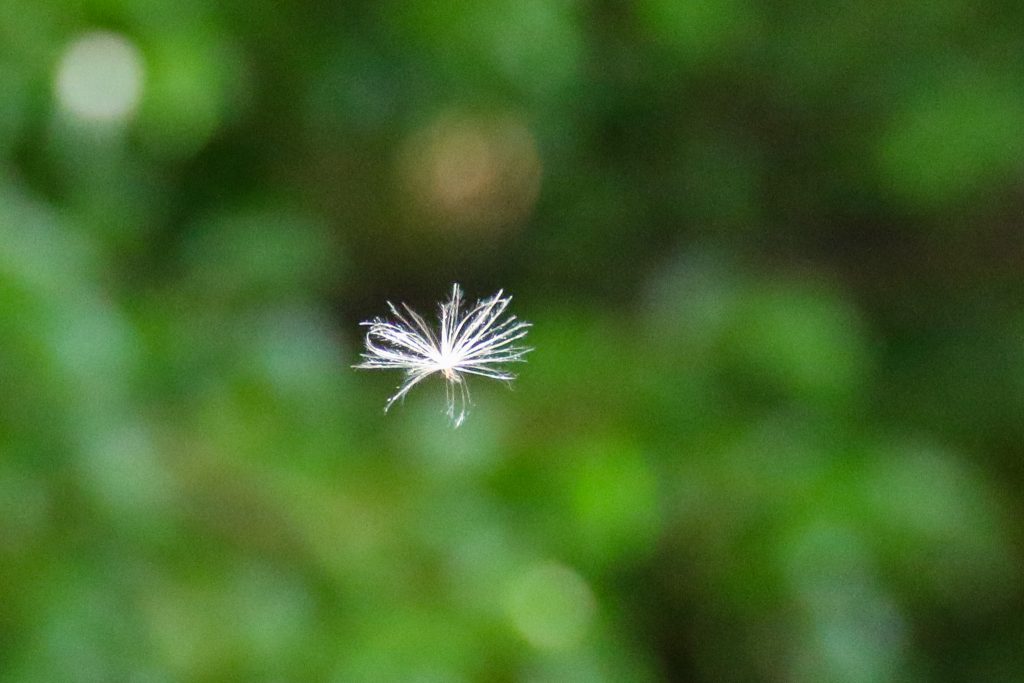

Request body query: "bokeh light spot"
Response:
[54, 31, 145, 124]
[505, 561, 596, 650]
[400, 111, 542, 235]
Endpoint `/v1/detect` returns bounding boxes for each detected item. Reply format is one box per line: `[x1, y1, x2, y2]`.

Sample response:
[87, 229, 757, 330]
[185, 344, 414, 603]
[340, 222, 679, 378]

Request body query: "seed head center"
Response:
[437, 351, 460, 381]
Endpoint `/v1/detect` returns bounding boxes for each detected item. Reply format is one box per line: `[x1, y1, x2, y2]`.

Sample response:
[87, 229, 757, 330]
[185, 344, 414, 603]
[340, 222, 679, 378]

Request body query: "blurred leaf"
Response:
[877, 71, 1024, 209]
[722, 280, 870, 410]
[181, 203, 337, 305]
[136, 30, 246, 158]
[558, 435, 662, 571]
[636, 0, 761, 66]
[392, 0, 583, 101]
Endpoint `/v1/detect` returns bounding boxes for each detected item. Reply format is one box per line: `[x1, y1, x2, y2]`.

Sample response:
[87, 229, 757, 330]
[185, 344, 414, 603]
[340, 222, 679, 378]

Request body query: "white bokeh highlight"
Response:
[54, 31, 145, 124]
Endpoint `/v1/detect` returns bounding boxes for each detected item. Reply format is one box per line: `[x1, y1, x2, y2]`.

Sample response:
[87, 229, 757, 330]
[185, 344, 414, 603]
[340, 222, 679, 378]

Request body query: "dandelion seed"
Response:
[354, 283, 532, 427]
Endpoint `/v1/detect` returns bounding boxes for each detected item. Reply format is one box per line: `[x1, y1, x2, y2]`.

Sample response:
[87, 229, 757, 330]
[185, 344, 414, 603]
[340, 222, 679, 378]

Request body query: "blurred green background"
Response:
[1, 1, 1023, 681]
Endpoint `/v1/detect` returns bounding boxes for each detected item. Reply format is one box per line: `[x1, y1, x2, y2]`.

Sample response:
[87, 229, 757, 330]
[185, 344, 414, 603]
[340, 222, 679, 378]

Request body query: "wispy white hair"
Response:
[354, 283, 532, 427]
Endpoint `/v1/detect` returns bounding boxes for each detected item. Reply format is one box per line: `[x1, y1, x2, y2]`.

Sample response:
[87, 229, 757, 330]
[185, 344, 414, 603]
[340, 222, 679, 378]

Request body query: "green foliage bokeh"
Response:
[1, 1, 1023, 681]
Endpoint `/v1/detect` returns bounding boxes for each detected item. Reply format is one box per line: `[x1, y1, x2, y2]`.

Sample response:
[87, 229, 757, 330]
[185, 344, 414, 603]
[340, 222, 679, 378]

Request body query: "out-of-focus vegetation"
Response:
[1, 1, 1023, 681]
